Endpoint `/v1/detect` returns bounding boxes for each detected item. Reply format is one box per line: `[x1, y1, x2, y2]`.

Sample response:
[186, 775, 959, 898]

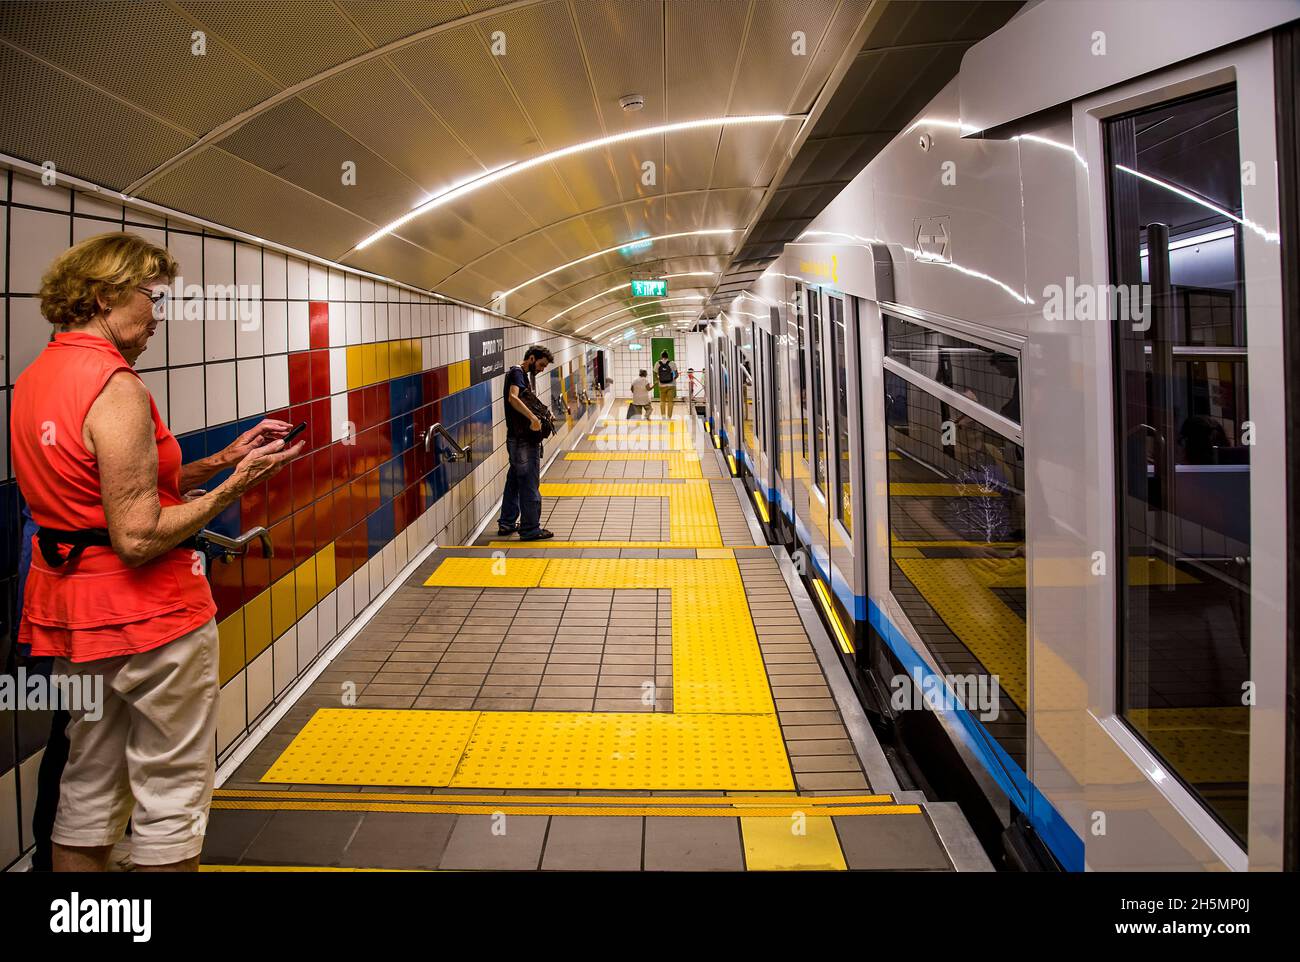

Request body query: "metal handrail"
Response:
[198, 525, 273, 563]
[423, 421, 471, 462]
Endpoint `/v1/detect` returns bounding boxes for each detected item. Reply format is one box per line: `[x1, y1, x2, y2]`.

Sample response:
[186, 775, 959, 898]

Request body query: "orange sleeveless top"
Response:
[10, 331, 216, 662]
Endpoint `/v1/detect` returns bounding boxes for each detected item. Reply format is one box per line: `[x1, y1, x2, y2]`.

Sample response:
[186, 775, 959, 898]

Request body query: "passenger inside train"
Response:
[0, 0, 1295, 918]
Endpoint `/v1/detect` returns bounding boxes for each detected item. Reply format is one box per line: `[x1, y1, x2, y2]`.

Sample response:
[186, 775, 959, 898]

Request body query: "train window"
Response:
[739, 327, 756, 452]
[808, 289, 828, 497]
[884, 375, 1027, 769]
[1105, 84, 1250, 845]
[768, 309, 782, 475]
[885, 315, 1020, 424]
[829, 295, 853, 534]
[793, 284, 809, 464]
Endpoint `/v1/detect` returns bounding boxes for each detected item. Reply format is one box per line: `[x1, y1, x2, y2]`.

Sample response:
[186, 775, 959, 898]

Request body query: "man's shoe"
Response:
[496, 524, 518, 536]
[519, 528, 555, 542]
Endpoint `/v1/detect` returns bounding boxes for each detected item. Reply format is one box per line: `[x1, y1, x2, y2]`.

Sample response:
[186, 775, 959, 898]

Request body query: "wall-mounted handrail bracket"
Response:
[198, 526, 273, 564]
[423, 422, 471, 462]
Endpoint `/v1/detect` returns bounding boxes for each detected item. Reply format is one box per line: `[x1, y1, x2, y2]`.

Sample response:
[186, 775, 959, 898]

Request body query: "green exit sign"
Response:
[630, 278, 667, 297]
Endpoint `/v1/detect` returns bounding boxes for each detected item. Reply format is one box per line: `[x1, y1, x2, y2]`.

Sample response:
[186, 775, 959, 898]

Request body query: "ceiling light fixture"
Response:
[351, 114, 796, 251]
[573, 295, 706, 334]
[546, 274, 716, 324]
[497, 229, 738, 300]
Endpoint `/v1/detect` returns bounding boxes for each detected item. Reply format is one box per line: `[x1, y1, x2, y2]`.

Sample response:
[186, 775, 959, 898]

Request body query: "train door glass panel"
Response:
[793, 283, 809, 465]
[1105, 84, 1250, 845]
[829, 295, 853, 535]
[740, 319, 757, 456]
[883, 319, 1026, 771]
[807, 288, 828, 497]
[885, 315, 1021, 423]
[767, 310, 782, 482]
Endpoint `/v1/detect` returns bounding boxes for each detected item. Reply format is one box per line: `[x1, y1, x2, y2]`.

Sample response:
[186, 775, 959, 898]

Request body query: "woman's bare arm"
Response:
[86, 372, 300, 567]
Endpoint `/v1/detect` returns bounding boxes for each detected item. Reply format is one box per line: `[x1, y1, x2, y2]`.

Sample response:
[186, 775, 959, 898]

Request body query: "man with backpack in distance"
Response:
[498, 344, 555, 541]
[655, 350, 679, 420]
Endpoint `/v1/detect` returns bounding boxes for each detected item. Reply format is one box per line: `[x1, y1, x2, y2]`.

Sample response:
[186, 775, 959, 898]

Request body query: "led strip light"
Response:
[353, 114, 796, 251]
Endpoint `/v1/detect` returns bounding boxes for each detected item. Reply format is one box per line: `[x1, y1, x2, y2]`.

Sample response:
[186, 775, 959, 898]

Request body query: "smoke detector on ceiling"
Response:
[619, 94, 646, 113]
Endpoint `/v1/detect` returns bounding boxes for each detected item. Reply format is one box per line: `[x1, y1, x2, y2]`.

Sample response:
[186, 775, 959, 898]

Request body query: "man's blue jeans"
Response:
[499, 435, 543, 535]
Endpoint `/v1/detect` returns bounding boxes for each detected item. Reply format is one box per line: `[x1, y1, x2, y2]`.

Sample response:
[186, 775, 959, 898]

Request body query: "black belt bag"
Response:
[36, 527, 199, 569]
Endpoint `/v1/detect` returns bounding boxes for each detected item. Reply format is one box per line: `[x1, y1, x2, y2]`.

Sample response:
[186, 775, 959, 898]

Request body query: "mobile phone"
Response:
[283, 421, 308, 445]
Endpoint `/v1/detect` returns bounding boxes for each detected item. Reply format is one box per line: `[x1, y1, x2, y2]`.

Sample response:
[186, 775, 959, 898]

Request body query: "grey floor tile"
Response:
[540, 816, 643, 871]
[339, 812, 458, 869]
[439, 814, 550, 870]
[834, 813, 953, 871]
[201, 809, 275, 864]
[239, 810, 364, 867]
[643, 816, 743, 871]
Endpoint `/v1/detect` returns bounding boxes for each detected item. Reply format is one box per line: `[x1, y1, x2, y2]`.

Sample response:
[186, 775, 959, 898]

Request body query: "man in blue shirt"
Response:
[498, 345, 555, 540]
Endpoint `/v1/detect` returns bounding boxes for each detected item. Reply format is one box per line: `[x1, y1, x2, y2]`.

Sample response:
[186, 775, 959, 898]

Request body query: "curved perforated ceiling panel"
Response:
[0, 0, 1020, 337]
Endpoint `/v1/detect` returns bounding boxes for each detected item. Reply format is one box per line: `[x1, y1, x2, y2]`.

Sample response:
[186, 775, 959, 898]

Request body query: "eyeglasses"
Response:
[136, 286, 170, 320]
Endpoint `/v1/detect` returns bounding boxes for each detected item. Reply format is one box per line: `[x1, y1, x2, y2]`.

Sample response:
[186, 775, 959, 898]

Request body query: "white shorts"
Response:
[51, 618, 219, 865]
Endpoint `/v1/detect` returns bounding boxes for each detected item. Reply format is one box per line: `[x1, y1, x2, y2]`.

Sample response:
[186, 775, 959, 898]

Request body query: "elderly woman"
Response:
[9, 232, 303, 872]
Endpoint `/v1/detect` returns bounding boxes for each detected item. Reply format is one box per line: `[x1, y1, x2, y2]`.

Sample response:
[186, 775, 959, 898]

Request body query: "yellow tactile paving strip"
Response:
[537, 481, 722, 546]
[565, 450, 703, 478]
[265, 556, 791, 789]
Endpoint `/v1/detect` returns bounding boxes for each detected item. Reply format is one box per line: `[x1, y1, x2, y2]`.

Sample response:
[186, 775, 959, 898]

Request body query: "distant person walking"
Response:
[628, 369, 652, 419]
[655, 351, 678, 419]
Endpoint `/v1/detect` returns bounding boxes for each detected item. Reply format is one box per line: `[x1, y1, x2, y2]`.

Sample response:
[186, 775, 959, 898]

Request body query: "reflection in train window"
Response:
[1106, 84, 1250, 845]
[739, 325, 756, 452]
[793, 283, 809, 464]
[829, 295, 853, 534]
[885, 376, 1027, 768]
[808, 289, 827, 497]
[768, 310, 783, 476]
[885, 315, 1020, 424]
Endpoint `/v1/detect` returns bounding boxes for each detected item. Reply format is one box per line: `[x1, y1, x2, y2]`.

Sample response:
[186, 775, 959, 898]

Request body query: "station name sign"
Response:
[469, 327, 505, 384]
[630, 278, 667, 297]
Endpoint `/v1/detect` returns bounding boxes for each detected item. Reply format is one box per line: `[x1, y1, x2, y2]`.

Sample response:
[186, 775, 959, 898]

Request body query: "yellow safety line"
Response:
[201, 865, 427, 872]
[215, 789, 894, 806]
[214, 799, 921, 818]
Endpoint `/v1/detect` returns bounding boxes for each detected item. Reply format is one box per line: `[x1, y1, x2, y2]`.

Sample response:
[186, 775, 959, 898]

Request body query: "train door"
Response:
[1092, 45, 1288, 863]
[826, 293, 866, 639]
[760, 317, 782, 530]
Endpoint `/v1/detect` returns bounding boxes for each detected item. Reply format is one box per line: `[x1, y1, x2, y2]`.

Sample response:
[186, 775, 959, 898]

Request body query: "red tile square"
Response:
[290, 456, 314, 514]
[288, 352, 312, 407]
[293, 508, 315, 560]
[311, 397, 330, 451]
[266, 467, 292, 524]
[268, 517, 294, 582]
[241, 482, 269, 531]
[209, 556, 243, 622]
[309, 301, 330, 350]
[312, 447, 332, 501]
[313, 493, 334, 549]
[310, 349, 330, 400]
[243, 552, 270, 601]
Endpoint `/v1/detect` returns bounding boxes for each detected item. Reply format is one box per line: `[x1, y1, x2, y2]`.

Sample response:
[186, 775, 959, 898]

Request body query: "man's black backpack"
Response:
[519, 383, 556, 439]
[656, 359, 677, 384]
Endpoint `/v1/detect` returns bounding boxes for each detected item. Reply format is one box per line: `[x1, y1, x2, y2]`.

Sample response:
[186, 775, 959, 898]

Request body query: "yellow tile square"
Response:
[244, 588, 273, 661]
[217, 611, 245, 686]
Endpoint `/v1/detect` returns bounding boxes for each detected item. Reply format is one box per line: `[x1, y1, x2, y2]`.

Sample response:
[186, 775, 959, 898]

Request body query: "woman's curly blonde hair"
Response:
[39, 231, 178, 327]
